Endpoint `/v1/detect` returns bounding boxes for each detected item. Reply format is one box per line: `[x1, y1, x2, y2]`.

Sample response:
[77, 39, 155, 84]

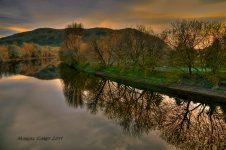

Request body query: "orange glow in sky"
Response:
[9, 75, 29, 80]
[6, 26, 30, 32]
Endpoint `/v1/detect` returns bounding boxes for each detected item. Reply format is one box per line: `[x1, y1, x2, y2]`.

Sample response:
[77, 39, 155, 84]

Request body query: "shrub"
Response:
[207, 75, 220, 88]
[8, 44, 21, 59]
[0, 45, 9, 62]
[31, 44, 42, 58]
[59, 48, 78, 65]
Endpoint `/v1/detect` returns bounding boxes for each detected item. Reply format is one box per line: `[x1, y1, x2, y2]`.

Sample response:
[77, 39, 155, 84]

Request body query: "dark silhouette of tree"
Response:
[160, 100, 225, 150]
[59, 64, 100, 108]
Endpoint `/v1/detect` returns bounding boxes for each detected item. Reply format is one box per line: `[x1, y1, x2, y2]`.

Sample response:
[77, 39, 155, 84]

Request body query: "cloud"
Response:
[0, 0, 226, 36]
[77, 0, 226, 32]
[0, 15, 28, 24]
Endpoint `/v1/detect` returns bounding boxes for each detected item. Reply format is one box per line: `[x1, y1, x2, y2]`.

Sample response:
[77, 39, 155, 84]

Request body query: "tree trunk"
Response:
[188, 65, 192, 76]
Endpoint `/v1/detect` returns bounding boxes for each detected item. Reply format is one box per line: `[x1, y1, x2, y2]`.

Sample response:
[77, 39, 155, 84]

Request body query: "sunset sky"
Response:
[0, 0, 226, 37]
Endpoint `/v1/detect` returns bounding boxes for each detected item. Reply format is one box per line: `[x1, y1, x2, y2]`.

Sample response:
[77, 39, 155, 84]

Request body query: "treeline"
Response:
[59, 23, 167, 71]
[59, 20, 226, 77]
[162, 20, 226, 75]
[0, 42, 59, 62]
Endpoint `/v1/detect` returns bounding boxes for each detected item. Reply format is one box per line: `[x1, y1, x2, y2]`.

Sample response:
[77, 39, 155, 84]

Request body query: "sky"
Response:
[0, 0, 226, 37]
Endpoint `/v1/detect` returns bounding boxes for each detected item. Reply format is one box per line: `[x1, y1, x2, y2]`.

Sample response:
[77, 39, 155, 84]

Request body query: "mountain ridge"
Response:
[0, 27, 167, 48]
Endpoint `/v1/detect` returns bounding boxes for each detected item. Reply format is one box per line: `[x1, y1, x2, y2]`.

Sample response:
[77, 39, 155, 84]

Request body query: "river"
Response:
[0, 60, 225, 150]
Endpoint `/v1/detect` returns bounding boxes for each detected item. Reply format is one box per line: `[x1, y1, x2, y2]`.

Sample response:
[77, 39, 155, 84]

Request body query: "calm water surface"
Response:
[0, 60, 225, 150]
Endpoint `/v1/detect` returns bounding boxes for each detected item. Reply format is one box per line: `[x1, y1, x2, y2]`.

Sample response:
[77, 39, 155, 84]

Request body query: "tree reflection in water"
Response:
[0, 59, 58, 79]
[60, 65, 226, 150]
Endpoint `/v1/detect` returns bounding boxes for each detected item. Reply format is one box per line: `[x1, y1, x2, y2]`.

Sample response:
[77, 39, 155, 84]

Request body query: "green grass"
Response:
[77, 64, 180, 84]
[71, 63, 226, 89]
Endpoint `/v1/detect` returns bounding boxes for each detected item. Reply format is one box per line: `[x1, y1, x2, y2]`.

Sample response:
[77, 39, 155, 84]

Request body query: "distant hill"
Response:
[0, 28, 116, 46]
[0, 27, 168, 48]
[0, 28, 63, 46]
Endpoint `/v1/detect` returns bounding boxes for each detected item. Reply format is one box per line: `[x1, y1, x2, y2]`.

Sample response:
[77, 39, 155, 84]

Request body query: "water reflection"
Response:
[60, 64, 226, 150]
[0, 62, 173, 150]
[0, 59, 59, 80]
[59, 64, 101, 108]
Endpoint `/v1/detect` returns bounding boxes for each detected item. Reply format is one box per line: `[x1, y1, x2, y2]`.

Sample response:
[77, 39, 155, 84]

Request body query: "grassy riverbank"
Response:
[76, 64, 225, 87]
[69, 63, 226, 102]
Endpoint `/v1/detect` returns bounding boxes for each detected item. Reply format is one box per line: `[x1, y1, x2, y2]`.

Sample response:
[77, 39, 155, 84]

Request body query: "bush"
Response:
[31, 44, 42, 58]
[8, 44, 21, 59]
[0, 45, 9, 62]
[59, 48, 78, 65]
[0, 43, 59, 62]
[207, 75, 220, 88]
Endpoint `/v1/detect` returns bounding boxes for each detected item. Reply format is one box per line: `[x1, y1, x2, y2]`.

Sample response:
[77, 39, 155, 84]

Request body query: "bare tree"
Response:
[88, 32, 119, 67]
[63, 22, 83, 51]
[203, 22, 226, 74]
[59, 22, 84, 65]
[162, 20, 211, 76]
[118, 25, 163, 71]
